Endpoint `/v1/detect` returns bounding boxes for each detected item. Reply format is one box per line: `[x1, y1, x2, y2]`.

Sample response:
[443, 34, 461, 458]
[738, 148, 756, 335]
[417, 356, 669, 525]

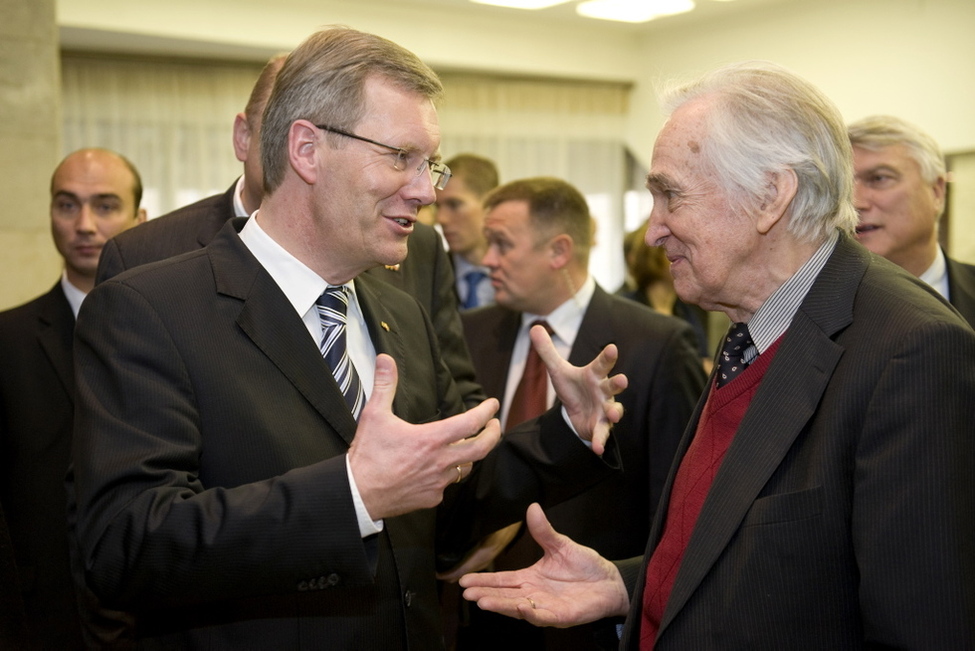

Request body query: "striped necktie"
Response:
[316, 286, 366, 420]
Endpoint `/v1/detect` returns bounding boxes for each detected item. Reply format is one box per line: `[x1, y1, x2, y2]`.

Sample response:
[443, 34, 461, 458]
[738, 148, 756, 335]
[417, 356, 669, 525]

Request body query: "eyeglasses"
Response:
[315, 125, 452, 191]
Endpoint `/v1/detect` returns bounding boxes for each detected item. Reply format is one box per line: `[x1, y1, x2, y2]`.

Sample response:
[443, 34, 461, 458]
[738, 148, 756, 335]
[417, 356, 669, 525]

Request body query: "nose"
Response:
[852, 180, 870, 213]
[75, 205, 96, 233]
[481, 244, 498, 269]
[405, 167, 437, 207]
[645, 204, 670, 247]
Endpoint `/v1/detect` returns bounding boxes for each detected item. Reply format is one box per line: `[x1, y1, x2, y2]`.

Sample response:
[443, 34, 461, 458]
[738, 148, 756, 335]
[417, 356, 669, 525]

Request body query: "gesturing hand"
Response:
[348, 354, 501, 520]
[530, 324, 627, 455]
[459, 503, 629, 627]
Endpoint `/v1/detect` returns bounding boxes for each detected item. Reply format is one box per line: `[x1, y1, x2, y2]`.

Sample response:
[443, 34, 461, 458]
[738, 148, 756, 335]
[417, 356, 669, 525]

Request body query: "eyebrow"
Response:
[53, 191, 124, 202]
[645, 172, 677, 193]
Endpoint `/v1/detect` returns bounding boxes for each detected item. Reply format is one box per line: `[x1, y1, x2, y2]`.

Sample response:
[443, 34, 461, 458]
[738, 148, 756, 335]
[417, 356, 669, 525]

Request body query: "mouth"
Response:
[388, 216, 415, 230]
[855, 224, 879, 236]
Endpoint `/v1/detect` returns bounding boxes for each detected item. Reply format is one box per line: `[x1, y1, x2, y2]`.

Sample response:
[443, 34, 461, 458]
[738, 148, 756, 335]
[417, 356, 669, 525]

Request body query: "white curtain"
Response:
[60, 58, 633, 288]
[60, 54, 263, 218]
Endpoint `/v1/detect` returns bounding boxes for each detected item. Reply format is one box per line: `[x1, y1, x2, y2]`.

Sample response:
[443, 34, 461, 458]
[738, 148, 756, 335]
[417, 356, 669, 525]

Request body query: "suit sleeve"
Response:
[72, 281, 377, 610]
[425, 230, 487, 410]
[95, 238, 125, 285]
[852, 317, 975, 646]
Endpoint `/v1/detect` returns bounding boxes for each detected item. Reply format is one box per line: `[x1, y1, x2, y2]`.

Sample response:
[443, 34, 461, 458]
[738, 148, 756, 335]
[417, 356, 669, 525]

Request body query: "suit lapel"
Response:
[353, 275, 412, 417]
[208, 222, 359, 446]
[196, 183, 238, 248]
[655, 234, 864, 637]
[946, 255, 975, 326]
[568, 285, 613, 367]
[36, 284, 75, 402]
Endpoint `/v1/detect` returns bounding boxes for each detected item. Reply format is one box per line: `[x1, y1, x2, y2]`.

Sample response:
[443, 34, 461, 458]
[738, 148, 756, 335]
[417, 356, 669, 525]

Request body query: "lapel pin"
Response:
[384, 264, 401, 272]
[380, 321, 390, 331]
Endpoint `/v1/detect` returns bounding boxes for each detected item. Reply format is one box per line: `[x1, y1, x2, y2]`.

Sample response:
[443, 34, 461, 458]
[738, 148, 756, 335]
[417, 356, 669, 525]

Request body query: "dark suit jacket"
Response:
[462, 285, 705, 561]
[73, 220, 615, 650]
[947, 253, 975, 327]
[0, 283, 84, 649]
[97, 181, 484, 408]
[618, 233, 975, 649]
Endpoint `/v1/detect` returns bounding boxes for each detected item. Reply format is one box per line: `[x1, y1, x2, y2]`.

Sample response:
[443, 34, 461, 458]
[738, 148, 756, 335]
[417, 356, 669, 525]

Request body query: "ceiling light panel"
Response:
[471, 0, 572, 9]
[576, 0, 696, 22]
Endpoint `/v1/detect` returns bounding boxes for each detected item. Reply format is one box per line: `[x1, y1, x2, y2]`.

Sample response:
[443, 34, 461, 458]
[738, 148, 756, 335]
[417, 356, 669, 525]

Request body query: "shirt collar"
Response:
[919, 247, 949, 300]
[232, 175, 252, 218]
[60, 270, 87, 318]
[520, 274, 595, 348]
[747, 229, 839, 354]
[237, 211, 353, 318]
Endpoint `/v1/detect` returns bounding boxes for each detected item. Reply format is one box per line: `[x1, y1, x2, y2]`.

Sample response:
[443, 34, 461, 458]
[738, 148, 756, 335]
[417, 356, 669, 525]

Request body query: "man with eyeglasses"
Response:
[97, 53, 486, 410]
[71, 27, 626, 650]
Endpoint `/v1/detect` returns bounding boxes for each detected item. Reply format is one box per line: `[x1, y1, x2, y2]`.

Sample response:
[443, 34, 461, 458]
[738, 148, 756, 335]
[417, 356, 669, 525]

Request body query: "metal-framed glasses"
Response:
[316, 124, 452, 190]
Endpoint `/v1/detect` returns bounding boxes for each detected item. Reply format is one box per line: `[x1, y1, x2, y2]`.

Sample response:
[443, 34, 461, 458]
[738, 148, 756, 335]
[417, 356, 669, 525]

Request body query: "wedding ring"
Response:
[527, 597, 536, 609]
[455, 465, 464, 484]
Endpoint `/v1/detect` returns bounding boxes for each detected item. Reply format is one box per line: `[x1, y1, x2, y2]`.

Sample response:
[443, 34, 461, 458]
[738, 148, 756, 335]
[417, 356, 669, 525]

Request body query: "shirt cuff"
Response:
[346, 455, 384, 537]
[561, 405, 592, 449]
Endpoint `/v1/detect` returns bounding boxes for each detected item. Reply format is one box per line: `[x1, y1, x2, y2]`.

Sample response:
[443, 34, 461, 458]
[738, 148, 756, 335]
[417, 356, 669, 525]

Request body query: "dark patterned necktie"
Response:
[504, 320, 553, 430]
[316, 286, 366, 419]
[716, 322, 754, 388]
[461, 270, 487, 310]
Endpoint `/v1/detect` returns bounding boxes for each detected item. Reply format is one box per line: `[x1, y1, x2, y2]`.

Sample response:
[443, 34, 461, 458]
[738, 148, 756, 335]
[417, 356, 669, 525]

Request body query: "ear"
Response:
[755, 168, 798, 235]
[135, 207, 147, 224]
[288, 120, 321, 186]
[548, 233, 574, 270]
[931, 175, 947, 214]
[232, 113, 250, 163]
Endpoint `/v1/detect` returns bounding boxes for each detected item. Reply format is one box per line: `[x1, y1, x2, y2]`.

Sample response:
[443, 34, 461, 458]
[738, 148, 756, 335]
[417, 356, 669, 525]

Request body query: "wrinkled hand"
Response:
[348, 354, 501, 520]
[460, 503, 629, 627]
[531, 324, 627, 455]
[437, 522, 522, 582]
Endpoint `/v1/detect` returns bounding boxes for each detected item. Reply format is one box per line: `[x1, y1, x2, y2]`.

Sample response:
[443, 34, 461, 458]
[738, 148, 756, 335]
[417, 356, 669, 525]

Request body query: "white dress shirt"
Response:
[238, 213, 382, 537]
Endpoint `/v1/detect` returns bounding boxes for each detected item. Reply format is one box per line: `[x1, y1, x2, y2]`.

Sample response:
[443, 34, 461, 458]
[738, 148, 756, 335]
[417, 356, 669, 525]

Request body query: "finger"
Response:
[444, 417, 502, 466]
[436, 397, 500, 447]
[361, 353, 398, 417]
[589, 343, 620, 377]
[529, 324, 562, 373]
[524, 503, 561, 551]
[459, 568, 524, 590]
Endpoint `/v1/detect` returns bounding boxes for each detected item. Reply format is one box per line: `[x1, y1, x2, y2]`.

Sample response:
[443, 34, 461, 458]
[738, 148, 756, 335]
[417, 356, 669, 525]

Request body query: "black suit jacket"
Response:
[947, 253, 975, 327]
[0, 283, 84, 649]
[97, 181, 484, 408]
[73, 220, 616, 649]
[618, 233, 975, 649]
[462, 286, 705, 560]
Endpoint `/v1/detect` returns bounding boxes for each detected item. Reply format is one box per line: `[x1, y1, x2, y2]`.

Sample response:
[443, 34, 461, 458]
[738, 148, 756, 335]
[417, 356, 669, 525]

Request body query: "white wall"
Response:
[57, 0, 975, 266]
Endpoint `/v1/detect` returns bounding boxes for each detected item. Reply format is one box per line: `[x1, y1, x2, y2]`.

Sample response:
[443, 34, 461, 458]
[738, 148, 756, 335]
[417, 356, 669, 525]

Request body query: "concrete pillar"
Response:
[0, 0, 61, 310]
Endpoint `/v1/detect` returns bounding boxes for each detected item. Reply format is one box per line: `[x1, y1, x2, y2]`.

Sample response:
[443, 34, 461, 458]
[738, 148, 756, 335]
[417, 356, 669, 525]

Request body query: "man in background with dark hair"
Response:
[0, 148, 144, 649]
[436, 153, 500, 310]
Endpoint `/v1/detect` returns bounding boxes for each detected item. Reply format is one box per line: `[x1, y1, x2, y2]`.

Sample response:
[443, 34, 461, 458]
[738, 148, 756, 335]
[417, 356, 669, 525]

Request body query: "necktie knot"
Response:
[504, 319, 553, 430]
[716, 322, 755, 388]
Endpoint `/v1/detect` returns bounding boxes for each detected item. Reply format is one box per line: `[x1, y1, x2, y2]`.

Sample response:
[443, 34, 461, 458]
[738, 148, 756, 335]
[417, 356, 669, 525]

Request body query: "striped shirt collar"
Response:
[746, 229, 839, 356]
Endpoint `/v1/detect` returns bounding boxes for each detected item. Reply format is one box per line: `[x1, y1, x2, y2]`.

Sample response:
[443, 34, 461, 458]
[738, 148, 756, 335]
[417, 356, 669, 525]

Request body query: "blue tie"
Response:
[461, 270, 487, 310]
[716, 322, 755, 388]
[316, 286, 366, 419]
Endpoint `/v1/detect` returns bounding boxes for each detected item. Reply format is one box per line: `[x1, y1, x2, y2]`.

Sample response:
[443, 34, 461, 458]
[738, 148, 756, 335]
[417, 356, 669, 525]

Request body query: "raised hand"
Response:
[459, 503, 629, 627]
[348, 354, 501, 520]
[530, 324, 627, 455]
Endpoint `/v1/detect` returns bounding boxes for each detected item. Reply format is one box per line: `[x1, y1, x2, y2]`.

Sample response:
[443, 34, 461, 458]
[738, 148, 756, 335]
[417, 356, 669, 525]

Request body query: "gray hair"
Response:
[659, 61, 857, 243]
[848, 114, 946, 184]
[260, 26, 443, 194]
